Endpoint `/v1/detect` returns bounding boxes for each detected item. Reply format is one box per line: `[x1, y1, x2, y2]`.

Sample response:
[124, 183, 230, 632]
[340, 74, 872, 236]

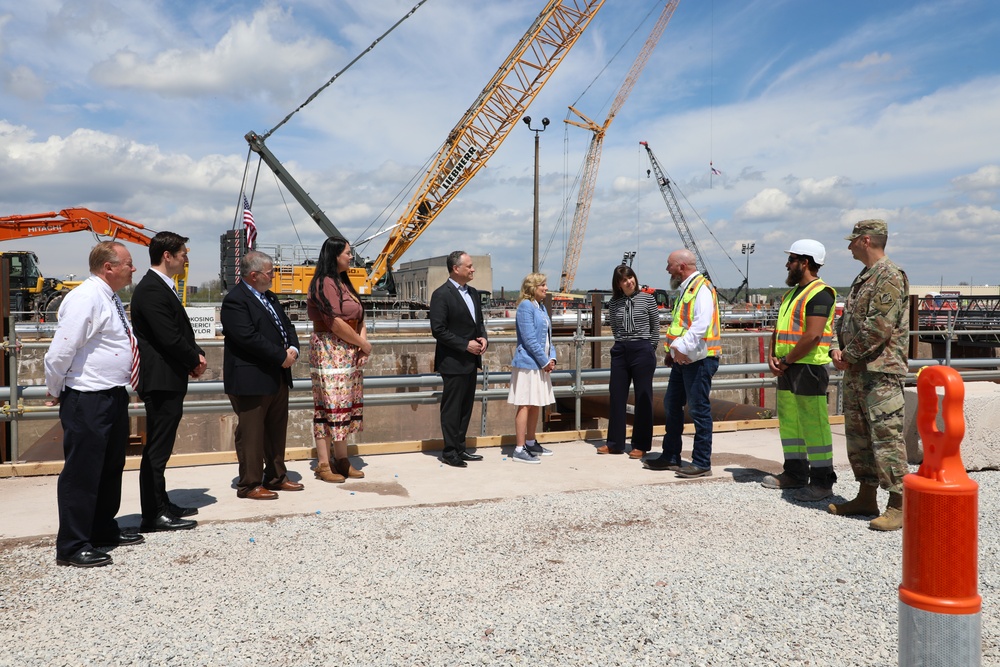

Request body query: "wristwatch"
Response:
[778, 356, 789, 368]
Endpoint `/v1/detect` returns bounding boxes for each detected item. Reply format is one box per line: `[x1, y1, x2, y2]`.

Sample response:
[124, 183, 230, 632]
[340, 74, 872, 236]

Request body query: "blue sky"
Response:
[1, 0, 998, 296]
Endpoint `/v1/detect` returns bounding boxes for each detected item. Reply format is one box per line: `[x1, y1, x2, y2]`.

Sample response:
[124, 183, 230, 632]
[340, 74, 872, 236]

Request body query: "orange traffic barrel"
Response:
[898, 365, 981, 665]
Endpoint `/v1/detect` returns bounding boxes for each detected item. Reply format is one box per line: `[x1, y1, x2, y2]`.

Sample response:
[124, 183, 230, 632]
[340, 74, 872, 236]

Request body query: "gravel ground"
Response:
[1, 471, 997, 667]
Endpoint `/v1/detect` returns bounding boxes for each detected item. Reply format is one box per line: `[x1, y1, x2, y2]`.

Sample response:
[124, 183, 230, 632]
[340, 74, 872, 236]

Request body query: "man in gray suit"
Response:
[429, 251, 488, 468]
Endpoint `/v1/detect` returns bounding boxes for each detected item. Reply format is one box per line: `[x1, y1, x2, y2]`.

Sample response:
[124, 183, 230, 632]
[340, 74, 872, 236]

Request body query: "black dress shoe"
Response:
[459, 452, 484, 462]
[140, 514, 198, 532]
[57, 550, 112, 568]
[643, 456, 682, 471]
[92, 532, 146, 547]
[441, 457, 468, 468]
[168, 503, 198, 518]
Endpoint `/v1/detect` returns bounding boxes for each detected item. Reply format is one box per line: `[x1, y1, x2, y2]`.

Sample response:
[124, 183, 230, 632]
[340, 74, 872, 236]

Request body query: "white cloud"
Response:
[794, 176, 855, 209]
[89, 6, 338, 102]
[951, 165, 1000, 204]
[841, 51, 893, 70]
[735, 188, 793, 220]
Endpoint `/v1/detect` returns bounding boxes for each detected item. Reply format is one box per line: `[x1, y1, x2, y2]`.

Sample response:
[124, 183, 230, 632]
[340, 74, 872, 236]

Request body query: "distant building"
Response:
[394, 254, 493, 305]
[910, 284, 1000, 297]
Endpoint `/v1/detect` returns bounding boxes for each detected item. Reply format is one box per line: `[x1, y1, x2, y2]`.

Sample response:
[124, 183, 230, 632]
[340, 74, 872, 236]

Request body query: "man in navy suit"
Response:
[429, 251, 489, 468]
[131, 232, 205, 532]
[221, 251, 302, 500]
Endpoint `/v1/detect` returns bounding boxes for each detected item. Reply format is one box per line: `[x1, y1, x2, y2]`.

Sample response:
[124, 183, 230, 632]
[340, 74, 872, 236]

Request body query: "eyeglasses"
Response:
[787, 255, 805, 264]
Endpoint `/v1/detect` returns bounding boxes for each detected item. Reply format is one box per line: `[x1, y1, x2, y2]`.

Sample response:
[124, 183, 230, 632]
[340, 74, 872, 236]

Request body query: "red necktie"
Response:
[112, 296, 140, 390]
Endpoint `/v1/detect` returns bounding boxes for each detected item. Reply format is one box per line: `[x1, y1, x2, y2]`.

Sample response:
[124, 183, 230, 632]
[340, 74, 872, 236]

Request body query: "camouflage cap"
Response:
[845, 218, 887, 240]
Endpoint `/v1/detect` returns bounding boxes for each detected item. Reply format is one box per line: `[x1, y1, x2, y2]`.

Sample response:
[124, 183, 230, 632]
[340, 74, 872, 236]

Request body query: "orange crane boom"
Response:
[559, 0, 679, 292]
[0, 208, 154, 246]
[362, 0, 605, 294]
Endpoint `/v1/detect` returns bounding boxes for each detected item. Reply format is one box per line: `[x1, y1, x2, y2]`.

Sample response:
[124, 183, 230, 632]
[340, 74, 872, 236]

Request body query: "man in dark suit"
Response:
[429, 251, 489, 468]
[221, 250, 302, 500]
[131, 231, 205, 532]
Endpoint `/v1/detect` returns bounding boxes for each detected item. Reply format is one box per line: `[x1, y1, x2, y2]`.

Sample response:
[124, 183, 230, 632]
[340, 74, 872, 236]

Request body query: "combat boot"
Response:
[828, 483, 879, 516]
[869, 492, 903, 532]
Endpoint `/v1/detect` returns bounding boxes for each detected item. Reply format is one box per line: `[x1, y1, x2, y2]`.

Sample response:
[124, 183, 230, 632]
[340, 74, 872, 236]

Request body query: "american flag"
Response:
[243, 195, 257, 249]
[710, 164, 722, 176]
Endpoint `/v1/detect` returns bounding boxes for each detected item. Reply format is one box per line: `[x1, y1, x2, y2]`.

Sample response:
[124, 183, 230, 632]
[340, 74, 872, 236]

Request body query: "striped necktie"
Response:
[112, 295, 140, 390]
[257, 293, 288, 346]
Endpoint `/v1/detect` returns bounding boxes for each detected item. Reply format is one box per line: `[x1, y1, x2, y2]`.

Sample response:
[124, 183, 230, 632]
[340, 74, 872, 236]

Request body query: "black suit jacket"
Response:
[221, 282, 299, 396]
[429, 280, 487, 375]
[131, 269, 204, 394]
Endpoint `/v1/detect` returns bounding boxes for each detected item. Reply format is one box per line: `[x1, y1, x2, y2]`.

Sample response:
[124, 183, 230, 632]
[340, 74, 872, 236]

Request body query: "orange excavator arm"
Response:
[0, 208, 154, 246]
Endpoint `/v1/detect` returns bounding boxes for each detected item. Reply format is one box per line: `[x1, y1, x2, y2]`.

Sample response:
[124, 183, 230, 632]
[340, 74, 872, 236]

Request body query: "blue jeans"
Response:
[661, 356, 719, 469]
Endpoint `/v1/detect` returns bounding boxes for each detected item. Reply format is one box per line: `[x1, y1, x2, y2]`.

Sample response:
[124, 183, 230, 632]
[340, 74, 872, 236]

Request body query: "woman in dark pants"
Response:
[597, 265, 660, 458]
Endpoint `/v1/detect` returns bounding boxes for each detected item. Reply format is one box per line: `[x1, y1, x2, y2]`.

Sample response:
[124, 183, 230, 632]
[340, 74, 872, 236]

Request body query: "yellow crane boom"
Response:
[559, 0, 679, 292]
[361, 0, 605, 294]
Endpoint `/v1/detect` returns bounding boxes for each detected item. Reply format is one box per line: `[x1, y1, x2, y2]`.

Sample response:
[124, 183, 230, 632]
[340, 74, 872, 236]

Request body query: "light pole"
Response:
[742, 242, 755, 303]
[523, 115, 549, 273]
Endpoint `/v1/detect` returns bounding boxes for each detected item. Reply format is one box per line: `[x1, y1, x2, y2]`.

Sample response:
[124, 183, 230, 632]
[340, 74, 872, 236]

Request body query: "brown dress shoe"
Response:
[628, 449, 646, 459]
[241, 486, 278, 500]
[596, 445, 625, 455]
[264, 480, 305, 491]
[334, 458, 365, 479]
[314, 463, 346, 483]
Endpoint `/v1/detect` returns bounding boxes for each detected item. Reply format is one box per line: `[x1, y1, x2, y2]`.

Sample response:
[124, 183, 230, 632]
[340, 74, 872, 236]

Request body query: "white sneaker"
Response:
[512, 449, 540, 464]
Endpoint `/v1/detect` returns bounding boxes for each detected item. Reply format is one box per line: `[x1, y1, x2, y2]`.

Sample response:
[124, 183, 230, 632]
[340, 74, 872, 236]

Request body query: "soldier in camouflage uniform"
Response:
[829, 219, 909, 531]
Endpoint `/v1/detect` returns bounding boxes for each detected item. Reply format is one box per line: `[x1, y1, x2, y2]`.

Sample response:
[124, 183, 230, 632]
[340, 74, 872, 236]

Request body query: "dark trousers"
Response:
[661, 356, 719, 469]
[139, 389, 185, 520]
[440, 372, 478, 460]
[56, 387, 129, 560]
[607, 340, 657, 451]
[228, 384, 290, 496]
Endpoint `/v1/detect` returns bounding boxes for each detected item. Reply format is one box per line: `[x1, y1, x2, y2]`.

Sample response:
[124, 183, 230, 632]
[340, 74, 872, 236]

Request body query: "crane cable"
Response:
[261, 0, 431, 141]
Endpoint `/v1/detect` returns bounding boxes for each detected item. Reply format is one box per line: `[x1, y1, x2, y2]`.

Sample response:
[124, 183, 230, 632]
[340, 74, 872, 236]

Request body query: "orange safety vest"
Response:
[665, 274, 721, 357]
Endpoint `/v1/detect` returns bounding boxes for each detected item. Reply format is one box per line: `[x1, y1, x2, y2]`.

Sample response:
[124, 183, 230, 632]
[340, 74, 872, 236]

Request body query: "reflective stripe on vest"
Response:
[665, 274, 722, 357]
[774, 279, 835, 365]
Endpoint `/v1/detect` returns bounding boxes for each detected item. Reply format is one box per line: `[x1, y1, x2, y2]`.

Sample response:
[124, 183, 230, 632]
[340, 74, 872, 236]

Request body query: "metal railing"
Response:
[4, 314, 999, 463]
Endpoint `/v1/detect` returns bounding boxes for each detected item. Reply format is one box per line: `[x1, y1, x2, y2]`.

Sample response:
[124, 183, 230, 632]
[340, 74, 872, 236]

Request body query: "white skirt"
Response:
[507, 367, 555, 407]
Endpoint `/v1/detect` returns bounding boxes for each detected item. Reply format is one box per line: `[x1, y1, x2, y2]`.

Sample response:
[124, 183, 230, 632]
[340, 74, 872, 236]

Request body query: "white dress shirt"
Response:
[44, 276, 133, 395]
[669, 271, 715, 363]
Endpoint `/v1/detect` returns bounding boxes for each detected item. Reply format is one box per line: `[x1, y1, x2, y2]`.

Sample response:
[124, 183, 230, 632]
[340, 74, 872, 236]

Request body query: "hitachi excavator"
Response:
[0, 207, 174, 320]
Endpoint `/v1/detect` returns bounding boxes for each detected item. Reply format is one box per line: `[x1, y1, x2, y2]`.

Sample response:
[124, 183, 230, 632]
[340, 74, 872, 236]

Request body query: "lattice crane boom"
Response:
[363, 0, 606, 294]
[559, 0, 679, 292]
[640, 140, 713, 283]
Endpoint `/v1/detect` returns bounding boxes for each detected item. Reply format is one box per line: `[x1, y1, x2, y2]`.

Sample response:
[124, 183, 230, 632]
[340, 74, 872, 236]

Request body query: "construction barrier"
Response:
[898, 365, 981, 666]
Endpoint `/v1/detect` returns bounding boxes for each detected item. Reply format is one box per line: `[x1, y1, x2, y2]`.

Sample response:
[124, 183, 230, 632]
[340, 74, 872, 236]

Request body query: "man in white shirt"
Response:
[45, 241, 144, 567]
[644, 249, 721, 478]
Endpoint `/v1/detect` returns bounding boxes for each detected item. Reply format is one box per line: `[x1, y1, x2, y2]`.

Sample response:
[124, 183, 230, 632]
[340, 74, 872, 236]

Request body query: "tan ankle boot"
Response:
[828, 483, 879, 516]
[314, 463, 345, 483]
[869, 492, 903, 531]
[334, 458, 364, 479]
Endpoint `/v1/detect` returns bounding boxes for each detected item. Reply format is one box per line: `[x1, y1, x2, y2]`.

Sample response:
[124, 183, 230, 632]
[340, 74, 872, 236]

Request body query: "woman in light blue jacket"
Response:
[507, 273, 556, 463]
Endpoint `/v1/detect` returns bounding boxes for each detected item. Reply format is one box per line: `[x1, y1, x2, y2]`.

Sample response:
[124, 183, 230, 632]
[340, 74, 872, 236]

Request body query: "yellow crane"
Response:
[558, 0, 680, 292]
[239, 0, 606, 302]
[361, 0, 606, 295]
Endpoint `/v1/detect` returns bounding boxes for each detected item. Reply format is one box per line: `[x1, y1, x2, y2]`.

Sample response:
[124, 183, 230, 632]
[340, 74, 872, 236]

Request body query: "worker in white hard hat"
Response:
[763, 239, 839, 502]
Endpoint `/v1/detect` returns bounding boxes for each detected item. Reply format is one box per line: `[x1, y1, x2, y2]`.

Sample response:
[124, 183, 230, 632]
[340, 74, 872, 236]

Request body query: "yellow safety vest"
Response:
[665, 274, 721, 357]
[774, 279, 836, 365]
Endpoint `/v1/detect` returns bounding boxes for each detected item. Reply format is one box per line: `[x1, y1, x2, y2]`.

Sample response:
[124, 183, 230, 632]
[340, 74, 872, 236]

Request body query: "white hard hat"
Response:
[786, 239, 826, 265]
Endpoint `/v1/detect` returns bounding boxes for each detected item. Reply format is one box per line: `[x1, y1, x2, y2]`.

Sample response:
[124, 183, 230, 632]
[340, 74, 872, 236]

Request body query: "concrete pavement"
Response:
[0, 422, 850, 543]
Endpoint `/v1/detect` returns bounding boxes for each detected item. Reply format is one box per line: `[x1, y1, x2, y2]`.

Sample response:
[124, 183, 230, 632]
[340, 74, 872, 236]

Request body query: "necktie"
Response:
[258, 294, 288, 346]
[112, 295, 140, 390]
